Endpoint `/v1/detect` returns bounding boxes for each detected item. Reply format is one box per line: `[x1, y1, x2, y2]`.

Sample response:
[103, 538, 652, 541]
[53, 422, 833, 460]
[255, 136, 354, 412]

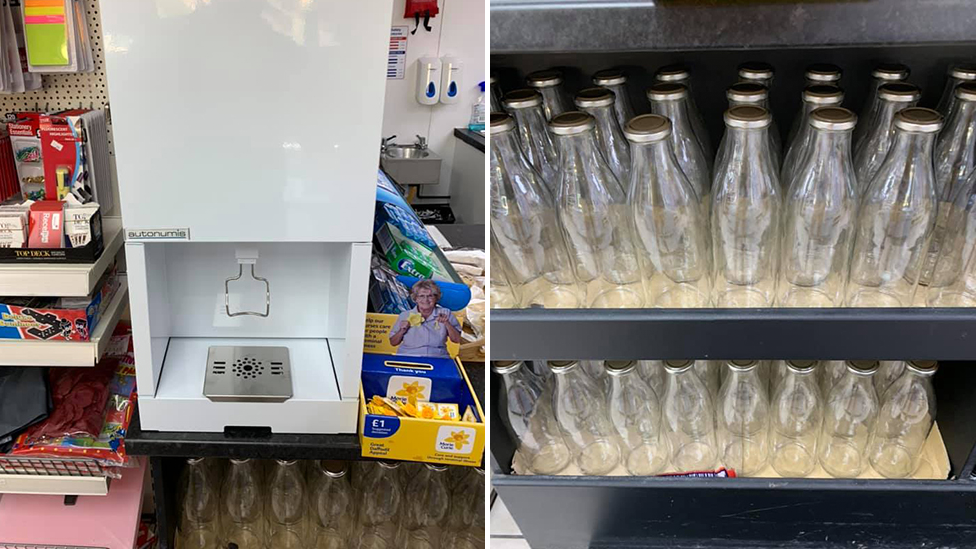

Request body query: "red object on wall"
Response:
[404, 0, 439, 18]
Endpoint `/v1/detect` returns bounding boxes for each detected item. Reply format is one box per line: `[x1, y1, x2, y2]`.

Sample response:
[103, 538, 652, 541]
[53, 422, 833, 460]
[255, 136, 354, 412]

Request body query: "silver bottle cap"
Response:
[491, 360, 523, 374]
[786, 359, 818, 373]
[663, 359, 694, 372]
[846, 360, 880, 375]
[809, 107, 857, 131]
[646, 82, 689, 101]
[724, 105, 772, 129]
[322, 461, 348, 478]
[955, 82, 976, 102]
[727, 82, 768, 103]
[604, 360, 637, 376]
[872, 63, 910, 80]
[949, 64, 976, 80]
[593, 68, 627, 86]
[624, 114, 672, 143]
[425, 463, 449, 471]
[655, 64, 690, 82]
[738, 62, 774, 81]
[548, 112, 596, 136]
[378, 460, 401, 469]
[906, 360, 938, 376]
[728, 359, 758, 371]
[802, 85, 845, 105]
[230, 458, 251, 464]
[503, 89, 543, 109]
[805, 63, 842, 83]
[878, 82, 921, 103]
[527, 69, 563, 88]
[490, 113, 516, 134]
[575, 87, 616, 108]
[894, 108, 943, 133]
[548, 359, 580, 372]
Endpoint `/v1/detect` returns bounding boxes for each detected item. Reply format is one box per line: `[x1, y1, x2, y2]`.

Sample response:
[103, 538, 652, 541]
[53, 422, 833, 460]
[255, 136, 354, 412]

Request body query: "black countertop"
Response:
[454, 128, 485, 153]
[433, 223, 485, 250]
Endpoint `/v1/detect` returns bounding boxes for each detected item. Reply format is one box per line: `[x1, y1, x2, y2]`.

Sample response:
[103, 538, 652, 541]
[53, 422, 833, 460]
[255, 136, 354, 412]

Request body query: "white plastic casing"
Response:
[440, 56, 462, 104]
[417, 57, 441, 105]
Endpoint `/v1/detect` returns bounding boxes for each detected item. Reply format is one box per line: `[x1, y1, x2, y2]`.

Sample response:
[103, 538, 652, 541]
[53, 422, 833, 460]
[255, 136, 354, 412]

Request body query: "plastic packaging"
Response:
[468, 81, 485, 131]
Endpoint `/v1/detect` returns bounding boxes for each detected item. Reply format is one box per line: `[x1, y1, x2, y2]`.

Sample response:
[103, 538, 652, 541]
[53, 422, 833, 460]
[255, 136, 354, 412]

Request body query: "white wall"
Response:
[381, 0, 485, 199]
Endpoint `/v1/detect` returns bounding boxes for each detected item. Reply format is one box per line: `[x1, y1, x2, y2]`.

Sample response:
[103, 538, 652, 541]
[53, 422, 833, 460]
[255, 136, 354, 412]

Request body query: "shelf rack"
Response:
[0, 456, 110, 497]
[0, 276, 128, 367]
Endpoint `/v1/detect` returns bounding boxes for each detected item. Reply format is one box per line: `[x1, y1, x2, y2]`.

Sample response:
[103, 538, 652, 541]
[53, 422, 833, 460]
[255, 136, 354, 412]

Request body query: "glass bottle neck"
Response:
[585, 104, 623, 135]
[556, 130, 618, 181]
[727, 367, 761, 385]
[630, 139, 693, 198]
[726, 126, 771, 161]
[652, 98, 695, 134]
[806, 127, 854, 165]
[942, 100, 976, 147]
[510, 106, 551, 140]
[730, 97, 769, 109]
[884, 130, 937, 173]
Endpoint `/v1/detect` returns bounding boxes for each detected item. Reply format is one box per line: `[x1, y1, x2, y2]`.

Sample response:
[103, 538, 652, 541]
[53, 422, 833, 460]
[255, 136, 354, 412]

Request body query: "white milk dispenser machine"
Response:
[100, 1, 395, 433]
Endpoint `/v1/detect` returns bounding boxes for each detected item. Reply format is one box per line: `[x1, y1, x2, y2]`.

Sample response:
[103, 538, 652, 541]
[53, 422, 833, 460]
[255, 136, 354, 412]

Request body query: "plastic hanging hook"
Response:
[411, 12, 420, 34]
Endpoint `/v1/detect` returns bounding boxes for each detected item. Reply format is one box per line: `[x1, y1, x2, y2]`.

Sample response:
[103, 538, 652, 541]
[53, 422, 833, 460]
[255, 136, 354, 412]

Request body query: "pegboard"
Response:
[0, 0, 120, 215]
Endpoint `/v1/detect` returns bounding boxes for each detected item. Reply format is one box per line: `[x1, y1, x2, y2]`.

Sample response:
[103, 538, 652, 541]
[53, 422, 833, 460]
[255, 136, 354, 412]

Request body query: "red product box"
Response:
[28, 200, 64, 248]
[40, 113, 87, 201]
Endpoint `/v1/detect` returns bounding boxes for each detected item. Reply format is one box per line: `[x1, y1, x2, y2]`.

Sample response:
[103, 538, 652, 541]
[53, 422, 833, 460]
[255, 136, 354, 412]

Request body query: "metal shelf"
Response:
[0, 456, 110, 497]
[0, 277, 128, 367]
[490, 307, 976, 361]
[0, 217, 123, 298]
[490, 0, 976, 53]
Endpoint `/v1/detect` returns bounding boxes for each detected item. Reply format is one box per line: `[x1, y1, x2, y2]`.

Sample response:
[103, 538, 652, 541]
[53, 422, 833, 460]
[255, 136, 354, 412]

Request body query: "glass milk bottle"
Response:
[711, 106, 781, 307]
[662, 359, 718, 471]
[936, 64, 976, 116]
[695, 360, 721, 401]
[647, 83, 712, 198]
[178, 458, 219, 549]
[717, 360, 770, 476]
[489, 75, 504, 113]
[819, 360, 880, 478]
[551, 111, 645, 308]
[847, 108, 942, 307]
[724, 82, 781, 166]
[605, 360, 670, 475]
[874, 360, 907, 400]
[490, 112, 582, 308]
[576, 87, 632, 186]
[493, 360, 571, 474]
[549, 359, 621, 475]
[442, 467, 485, 549]
[778, 107, 858, 307]
[804, 63, 842, 87]
[782, 85, 845, 189]
[923, 166, 976, 306]
[854, 63, 910, 151]
[400, 464, 452, 549]
[503, 89, 560, 191]
[357, 461, 403, 548]
[526, 69, 571, 121]
[309, 461, 356, 549]
[819, 360, 847, 396]
[738, 61, 774, 87]
[221, 459, 266, 549]
[637, 359, 667, 398]
[655, 64, 712, 159]
[625, 114, 712, 307]
[593, 68, 638, 131]
[769, 360, 823, 477]
[268, 460, 307, 549]
[853, 83, 921, 194]
[869, 360, 937, 478]
[489, 230, 520, 309]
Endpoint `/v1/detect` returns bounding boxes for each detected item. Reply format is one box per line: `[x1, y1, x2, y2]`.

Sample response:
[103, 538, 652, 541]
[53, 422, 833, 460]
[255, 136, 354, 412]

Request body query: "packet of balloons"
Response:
[10, 325, 137, 475]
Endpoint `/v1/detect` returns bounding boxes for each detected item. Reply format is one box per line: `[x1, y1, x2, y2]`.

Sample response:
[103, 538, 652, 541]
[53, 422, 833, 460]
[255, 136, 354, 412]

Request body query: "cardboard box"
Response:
[359, 355, 485, 466]
[0, 271, 119, 341]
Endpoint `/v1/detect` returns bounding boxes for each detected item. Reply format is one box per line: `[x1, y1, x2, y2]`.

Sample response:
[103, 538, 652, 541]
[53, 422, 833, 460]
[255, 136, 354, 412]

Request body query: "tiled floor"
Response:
[490, 491, 531, 548]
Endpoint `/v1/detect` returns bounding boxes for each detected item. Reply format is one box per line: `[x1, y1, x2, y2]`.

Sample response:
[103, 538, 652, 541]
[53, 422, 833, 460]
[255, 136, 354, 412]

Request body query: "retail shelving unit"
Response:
[490, 1, 976, 547]
[0, 456, 111, 497]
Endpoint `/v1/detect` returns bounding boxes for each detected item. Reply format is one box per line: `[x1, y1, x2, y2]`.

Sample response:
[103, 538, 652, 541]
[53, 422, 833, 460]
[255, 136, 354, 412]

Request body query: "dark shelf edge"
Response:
[490, 0, 976, 53]
[490, 308, 976, 360]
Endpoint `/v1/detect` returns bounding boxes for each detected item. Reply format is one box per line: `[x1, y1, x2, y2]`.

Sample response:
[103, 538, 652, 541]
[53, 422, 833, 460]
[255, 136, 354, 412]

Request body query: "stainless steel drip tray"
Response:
[203, 346, 294, 403]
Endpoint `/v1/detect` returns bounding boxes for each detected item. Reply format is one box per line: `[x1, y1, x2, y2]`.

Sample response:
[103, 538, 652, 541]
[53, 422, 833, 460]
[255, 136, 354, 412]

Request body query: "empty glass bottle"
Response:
[769, 360, 823, 477]
[503, 89, 560, 192]
[527, 69, 571, 121]
[551, 111, 645, 308]
[625, 114, 712, 307]
[819, 360, 880, 478]
[783, 85, 845, 189]
[662, 359, 718, 471]
[853, 83, 921, 194]
[647, 83, 712, 198]
[819, 360, 847, 397]
[442, 467, 485, 549]
[854, 63, 910, 151]
[717, 360, 770, 476]
[711, 106, 781, 307]
[401, 464, 452, 549]
[222, 459, 266, 549]
[489, 230, 520, 309]
[655, 65, 712, 160]
[779, 107, 858, 307]
[924, 166, 976, 306]
[637, 360, 667, 398]
[493, 360, 571, 475]
[582, 359, 609, 392]
[804, 63, 842, 87]
[178, 458, 219, 549]
[489, 75, 504, 113]
[268, 459, 307, 549]
[848, 108, 942, 307]
[737, 61, 775, 87]
[920, 83, 976, 287]
[936, 64, 976, 116]
[576, 87, 632, 186]
[724, 82, 781, 167]
[490, 112, 582, 308]
[549, 359, 621, 475]
[874, 360, 907, 398]
[695, 359, 721, 401]
[594, 68, 638, 132]
[310, 461, 356, 549]
[357, 461, 403, 548]
[605, 360, 670, 475]
[869, 360, 938, 478]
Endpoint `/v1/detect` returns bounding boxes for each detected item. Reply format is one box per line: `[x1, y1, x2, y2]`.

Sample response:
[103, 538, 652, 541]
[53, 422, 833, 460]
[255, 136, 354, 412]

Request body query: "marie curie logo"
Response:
[436, 425, 475, 454]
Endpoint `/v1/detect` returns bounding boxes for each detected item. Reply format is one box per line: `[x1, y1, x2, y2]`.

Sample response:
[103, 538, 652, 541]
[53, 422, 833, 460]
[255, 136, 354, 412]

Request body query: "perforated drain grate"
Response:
[203, 346, 293, 403]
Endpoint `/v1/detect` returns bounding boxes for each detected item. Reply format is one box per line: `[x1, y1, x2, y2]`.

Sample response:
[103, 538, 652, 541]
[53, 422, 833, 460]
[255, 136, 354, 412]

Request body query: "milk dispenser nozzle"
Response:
[225, 248, 271, 318]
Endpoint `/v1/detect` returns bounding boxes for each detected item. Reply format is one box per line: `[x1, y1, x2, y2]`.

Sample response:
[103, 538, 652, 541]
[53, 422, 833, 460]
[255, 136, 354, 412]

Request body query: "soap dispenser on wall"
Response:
[440, 56, 461, 104]
[416, 57, 441, 105]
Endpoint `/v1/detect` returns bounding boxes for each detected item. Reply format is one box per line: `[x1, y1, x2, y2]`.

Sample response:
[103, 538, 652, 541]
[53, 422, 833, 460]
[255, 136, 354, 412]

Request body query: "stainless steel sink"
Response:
[380, 145, 442, 185]
[384, 146, 430, 159]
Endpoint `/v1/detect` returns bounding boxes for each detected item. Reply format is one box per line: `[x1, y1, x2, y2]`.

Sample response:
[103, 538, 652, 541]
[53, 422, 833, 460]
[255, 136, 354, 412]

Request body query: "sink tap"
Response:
[415, 135, 428, 150]
[381, 134, 397, 152]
